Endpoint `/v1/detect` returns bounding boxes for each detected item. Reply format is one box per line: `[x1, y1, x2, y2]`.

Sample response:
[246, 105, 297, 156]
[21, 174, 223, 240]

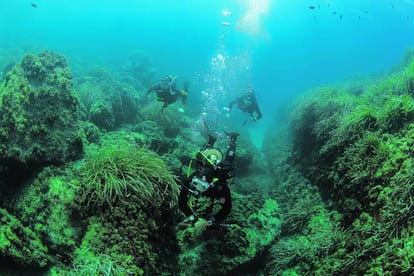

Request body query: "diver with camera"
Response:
[178, 131, 239, 230]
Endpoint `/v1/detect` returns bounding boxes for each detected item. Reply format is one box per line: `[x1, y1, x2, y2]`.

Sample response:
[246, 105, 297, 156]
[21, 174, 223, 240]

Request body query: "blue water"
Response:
[1, 0, 414, 148]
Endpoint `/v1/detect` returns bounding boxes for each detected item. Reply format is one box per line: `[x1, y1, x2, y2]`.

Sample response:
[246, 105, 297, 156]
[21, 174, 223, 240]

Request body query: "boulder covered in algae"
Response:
[0, 50, 82, 183]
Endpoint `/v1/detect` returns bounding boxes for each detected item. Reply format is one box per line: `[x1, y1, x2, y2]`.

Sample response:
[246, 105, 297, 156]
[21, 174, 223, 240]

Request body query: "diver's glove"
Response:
[253, 114, 262, 121]
[178, 103, 185, 113]
[178, 215, 198, 229]
[194, 218, 209, 231]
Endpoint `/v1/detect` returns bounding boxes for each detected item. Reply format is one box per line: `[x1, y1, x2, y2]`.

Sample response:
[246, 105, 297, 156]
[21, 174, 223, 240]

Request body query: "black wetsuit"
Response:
[147, 80, 187, 109]
[229, 93, 262, 120]
[178, 135, 237, 222]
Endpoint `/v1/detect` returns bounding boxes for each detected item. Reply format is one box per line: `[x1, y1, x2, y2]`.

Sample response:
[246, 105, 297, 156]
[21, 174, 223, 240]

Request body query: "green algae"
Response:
[0, 51, 82, 181]
[0, 208, 50, 267]
[177, 194, 282, 275]
[279, 55, 414, 274]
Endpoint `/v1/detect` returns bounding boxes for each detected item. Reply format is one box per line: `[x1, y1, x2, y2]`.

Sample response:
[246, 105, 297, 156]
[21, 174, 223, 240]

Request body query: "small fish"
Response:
[31, 2, 37, 8]
[365, 11, 368, 14]
[309, 6, 316, 10]
[339, 14, 342, 20]
[222, 10, 232, 16]
[391, 2, 394, 9]
[332, 11, 336, 15]
[221, 22, 231, 26]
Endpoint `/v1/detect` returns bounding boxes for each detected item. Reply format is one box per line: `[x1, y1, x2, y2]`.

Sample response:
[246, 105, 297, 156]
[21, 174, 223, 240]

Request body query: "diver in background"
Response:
[228, 86, 262, 124]
[147, 75, 188, 113]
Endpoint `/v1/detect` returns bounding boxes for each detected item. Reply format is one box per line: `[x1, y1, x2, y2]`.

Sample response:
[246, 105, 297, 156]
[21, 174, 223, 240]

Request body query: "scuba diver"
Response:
[228, 86, 262, 125]
[178, 131, 239, 230]
[146, 75, 189, 113]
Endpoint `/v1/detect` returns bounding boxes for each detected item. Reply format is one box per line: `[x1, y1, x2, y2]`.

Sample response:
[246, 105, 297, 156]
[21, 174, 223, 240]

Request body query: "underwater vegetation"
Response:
[76, 68, 142, 131]
[1, 48, 414, 275]
[177, 194, 281, 275]
[0, 51, 83, 186]
[277, 55, 414, 274]
[0, 49, 269, 275]
[80, 140, 179, 208]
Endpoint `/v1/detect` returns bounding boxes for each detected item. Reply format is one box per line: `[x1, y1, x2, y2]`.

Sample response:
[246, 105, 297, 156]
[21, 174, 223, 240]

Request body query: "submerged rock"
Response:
[0, 207, 51, 268]
[177, 194, 281, 275]
[0, 50, 83, 185]
[76, 68, 141, 131]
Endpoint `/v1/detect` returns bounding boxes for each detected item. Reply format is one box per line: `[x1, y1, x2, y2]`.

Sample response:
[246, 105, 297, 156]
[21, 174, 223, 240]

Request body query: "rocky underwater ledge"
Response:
[0, 49, 413, 275]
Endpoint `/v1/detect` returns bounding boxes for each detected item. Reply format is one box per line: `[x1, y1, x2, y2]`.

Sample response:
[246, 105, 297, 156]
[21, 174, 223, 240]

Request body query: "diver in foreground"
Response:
[178, 131, 239, 231]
